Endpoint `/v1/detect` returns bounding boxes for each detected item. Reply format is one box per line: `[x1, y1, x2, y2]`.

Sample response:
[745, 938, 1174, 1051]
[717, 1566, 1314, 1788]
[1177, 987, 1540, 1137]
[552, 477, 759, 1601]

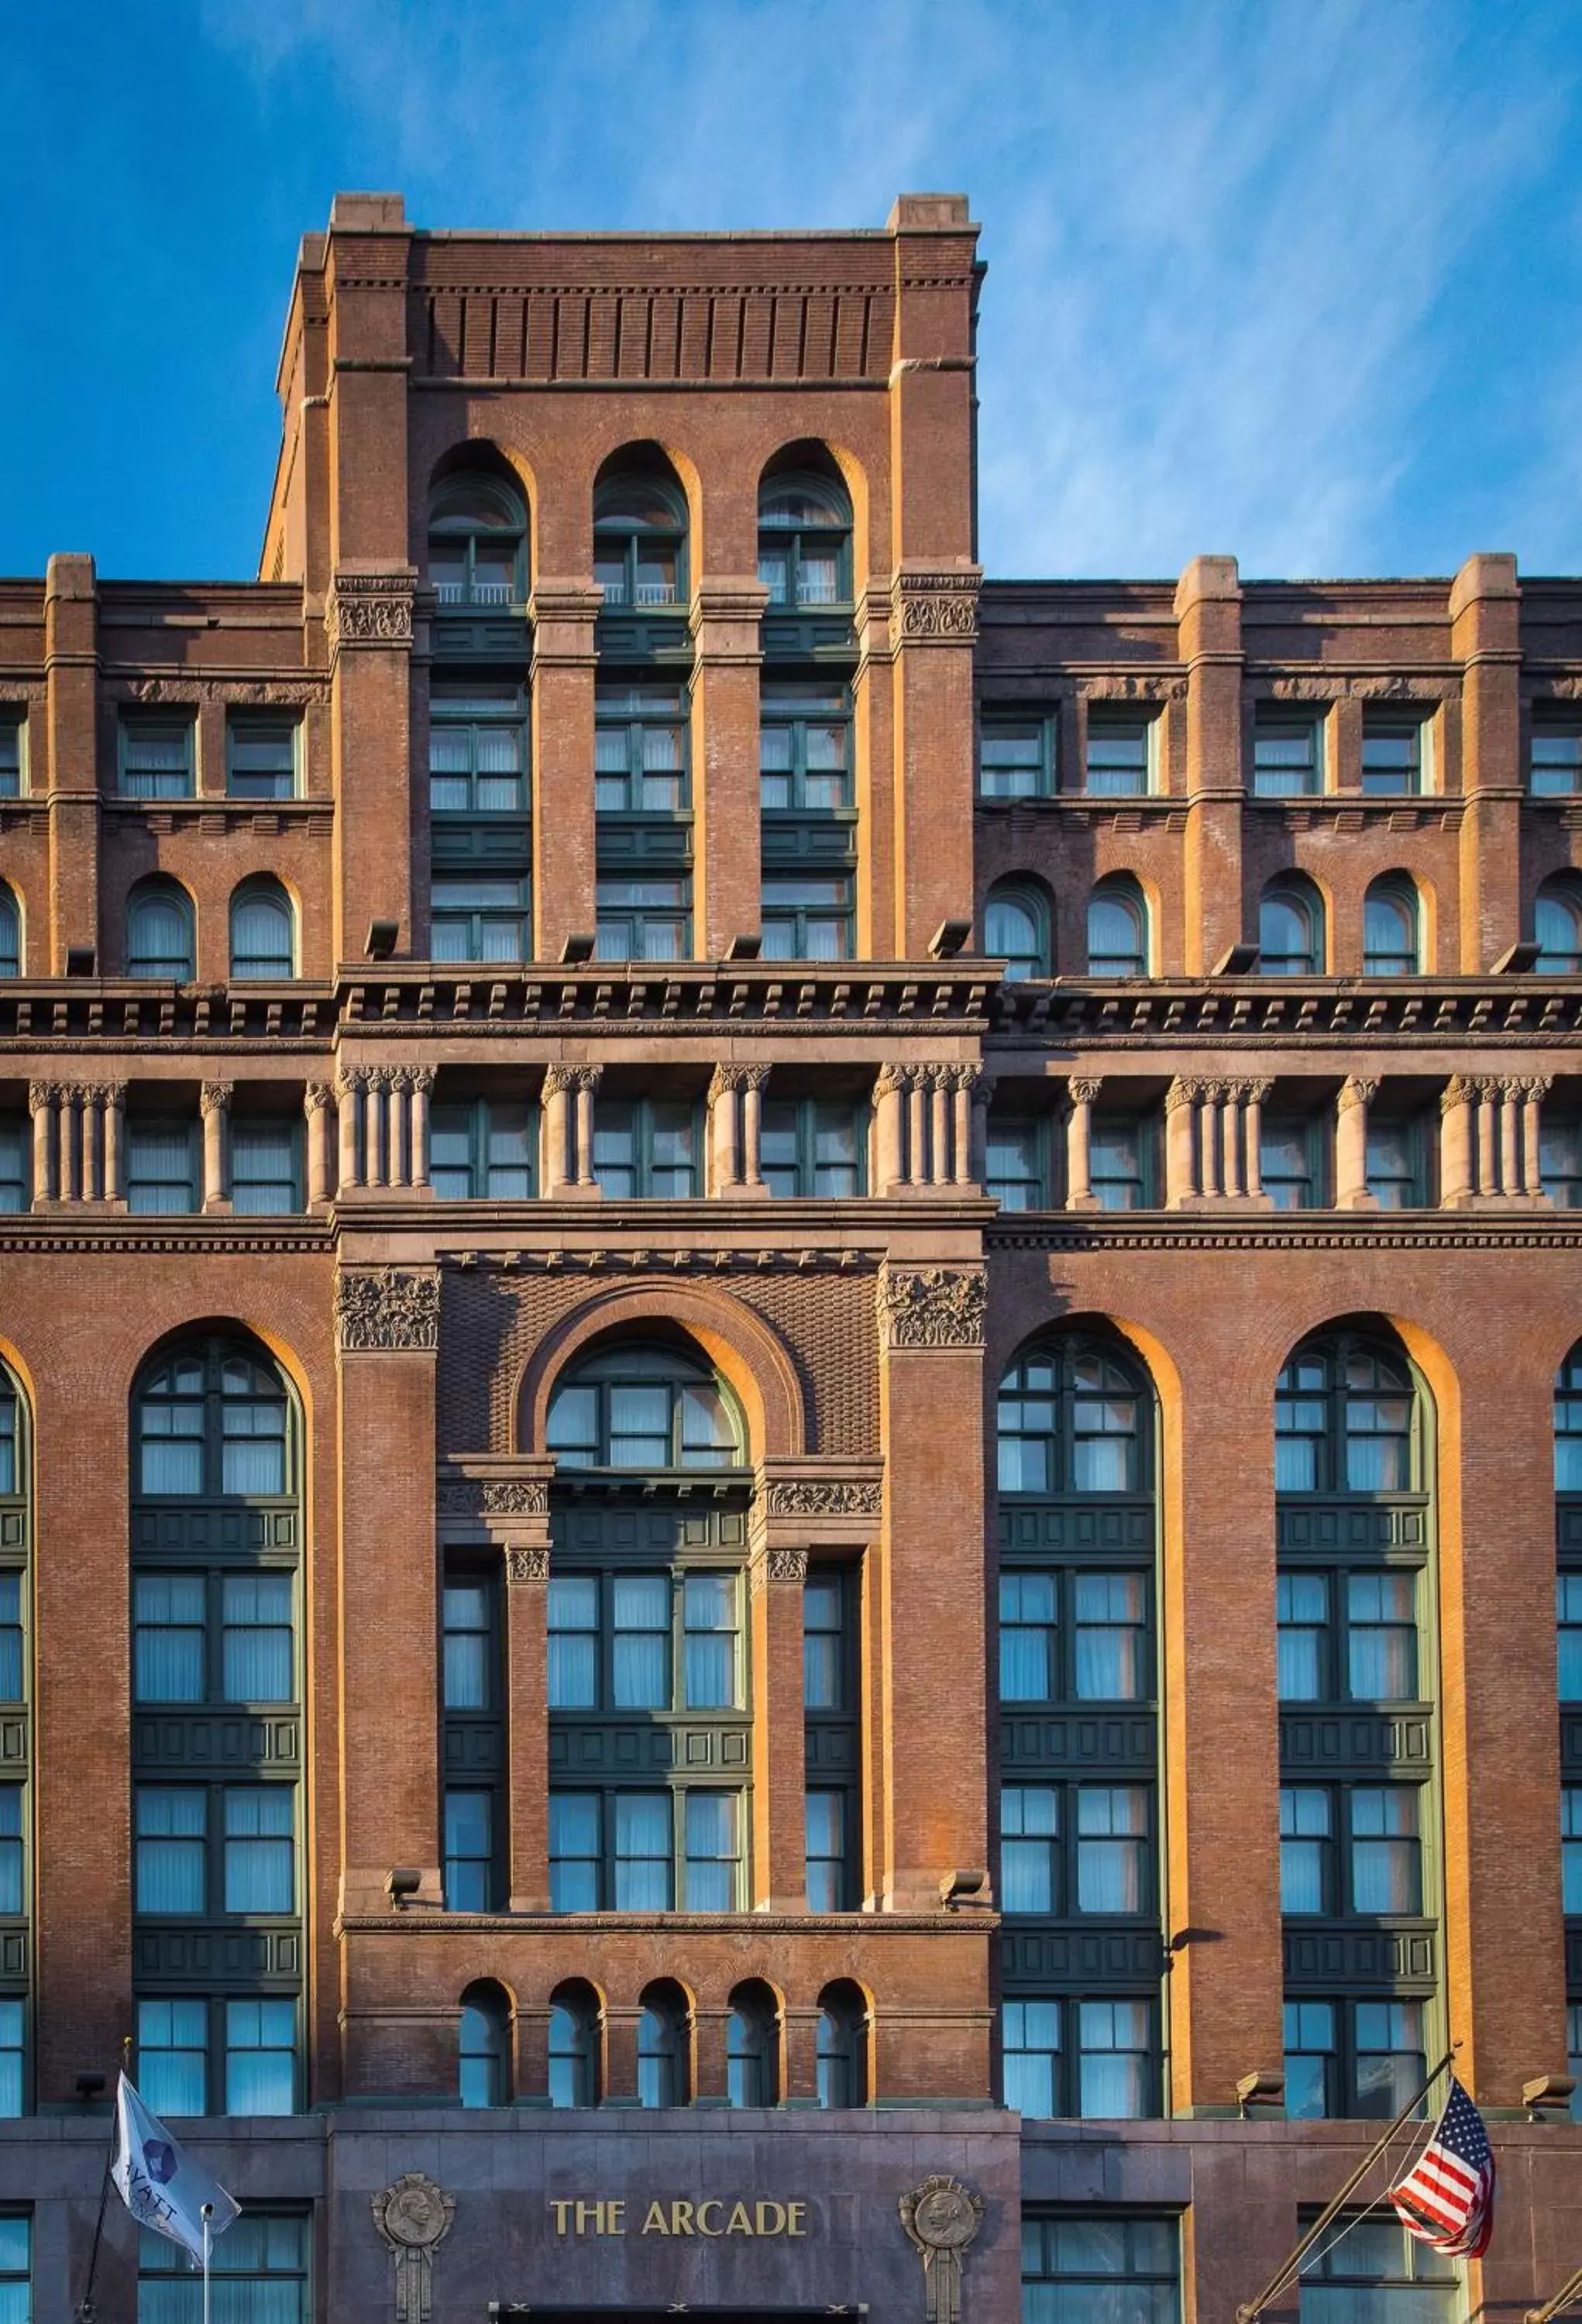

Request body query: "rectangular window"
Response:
[985, 1117, 1047, 1210]
[134, 1576, 206, 1703]
[1361, 711, 1429, 796]
[803, 1573, 846, 1710]
[1530, 713, 1582, 797]
[594, 876, 691, 962]
[229, 1122, 301, 1215]
[592, 1098, 699, 1198]
[0, 2214, 27, 2324]
[137, 1997, 208, 2116]
[1002, 1998, 1061, 2117]
[1260, 1116, 1327, 1209]
[1074, 1573, 1147, 1699]
[444, 1788, 494, 1912]
[1350, 1786, 1421, 1915]
[1078, 1998, 1152, 2117]
[1559, 1573, 1582, 1701]
[1570, 2003, 1582, 2121]
[1298, 2212, 1456, 2324]
[226, 715, 298, 802]
[1366, 1117, 1426, 1208]
[224, 1997, 296, 2114]
[595, 684, 687, 813]
[0, 1126, 26, 1216]
[759, 872, 854, 961]
[759, 1098, 863, 1197]
[805, 1789, 848, 1913]
[1022, 2216, 1178, 2324]
[1278, 1573, 1329, 1700]
[547, 1575, 599, 1710]
[1564, 1787, 1582, 1916]
[430, 1098, 535, 1199]
[978, 714, 1054, 802]
[1254, 710, 1323, 798]
[134, 1786, 205, 1914]
[999, 1572, 1058, 1702]
[1542, 1115, 1582, 1208]
[0, 2006, 19, 2120]
[442, 1580, 494, 1710]
[126, 1122, 199, 1216]
[614, 1792, 673, 1910]
[119, 714, 195, 799]
[612, 1574, 670, 1710]
[1089, 1115, 1151, 1210]
[430, 875, 530, 964]
[1075, 1786, 1148, 1913]
[222, 1787, 294, 1915]
[549, 1791, 600, 1913]
[0, 1577, 19, 1704]
[682, 1573, 740, 1709]
[222, 1574, 294, 1703]
[1354, 1998, 1426, 2118]
[1347, 1573, 1419, 1701]
[1284, 1997, 1336, 2119]
[0, 717, 22, 799]
[429, 682, 527, 813]
[760, 682, 851, 811]
[1084, 708, 1154, 796]
[140, 2211, 308, 2322]
[0, 1790, 19, 1920]
[1280, 1786, 1332, 1915]
[683, 1789, 741, 1909]
[1001, 1784, 1060, 1913]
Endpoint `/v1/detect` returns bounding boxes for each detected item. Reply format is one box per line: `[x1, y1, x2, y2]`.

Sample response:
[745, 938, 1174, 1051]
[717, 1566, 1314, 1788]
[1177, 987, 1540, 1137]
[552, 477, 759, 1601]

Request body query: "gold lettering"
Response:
[786, 2202, 807, 2236]
[575, 2201, 601, 2235]
[641, 2202, 670, 2235]
[697, 2201, 724, 2236]
[607, 2202, 625, 2236]
[726, 2202, 754, 2236]
[756, 2202, 787, 2236]
[550, 2200, 575, 2236]
[671, 2202, 696, 2236]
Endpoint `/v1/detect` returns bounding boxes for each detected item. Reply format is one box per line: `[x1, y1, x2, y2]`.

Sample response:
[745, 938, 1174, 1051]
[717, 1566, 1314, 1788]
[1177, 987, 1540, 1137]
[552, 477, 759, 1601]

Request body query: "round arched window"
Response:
[545, 1343, 743, 1471]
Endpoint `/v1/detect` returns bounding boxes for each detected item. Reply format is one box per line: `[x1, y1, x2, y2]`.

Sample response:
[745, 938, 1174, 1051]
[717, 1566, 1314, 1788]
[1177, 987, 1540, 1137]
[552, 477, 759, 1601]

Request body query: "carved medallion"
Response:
[899, 2174, 985, 2323]
[371, 2173, 455, 2322]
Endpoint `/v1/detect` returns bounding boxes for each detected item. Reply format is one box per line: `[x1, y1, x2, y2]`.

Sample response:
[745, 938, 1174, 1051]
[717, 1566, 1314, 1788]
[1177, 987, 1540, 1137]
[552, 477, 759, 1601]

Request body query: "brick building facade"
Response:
[0, 188, 1577, 2321]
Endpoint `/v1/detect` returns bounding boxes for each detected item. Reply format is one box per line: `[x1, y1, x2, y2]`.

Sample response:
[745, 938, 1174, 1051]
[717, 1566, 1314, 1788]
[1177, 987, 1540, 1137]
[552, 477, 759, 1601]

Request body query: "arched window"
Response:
[593, 457, 687, 610]
[637, 1981, 689, 2108]
[758, 462, 852, 610]
[1260, 878, 1325, 975]
[0, 886, 19, 978]
[458, 1981, 510, 2108]
[985, 882, 1050, 982]
[229, 879, 294, 982]
[545, 1342, 744, 1471]
[816, 1982, 868, 2109]
[726, 1981, 779, 2107]
[1362, 878, 1421, 977]
[1087, 878, 1149, 977]
[427, 469, 527, 607]
[1558, 1349, 1582, 1494]
[1274, 1332, 1418, 1497]
[1536, 878, 1582, 973]
[998, 1335, 1149, 1497]
[136, 1342, 290, 1501]
[126, 879, 195, 982]
[548, 1980, 600, 2109]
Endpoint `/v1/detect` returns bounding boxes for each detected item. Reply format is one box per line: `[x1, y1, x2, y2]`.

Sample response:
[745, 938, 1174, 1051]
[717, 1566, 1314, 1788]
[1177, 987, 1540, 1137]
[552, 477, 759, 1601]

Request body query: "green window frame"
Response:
[998, 1569, 1151, 1704]
[132, 1782, 296, 1919]
[119, 713, 194, 800]
[1531, 711, 1582, 797]
[998, 1340, 1149, 1497]
[139, 2210, 308, 2316]
[428, 473, 527, 607]
[1259, 880, 1325, 974]
[1001, 1780, 1153, 1918]
[442, 1564, 503, 1911]
[136, 1344, 291, 1501]
[1254, 710, 1323, 798]
[1260, 1112, 1329, 1209]
[1276, 1569, 1421, 1705]
[759, 681, 851, 810]
[805, 1789, 849, 1913]
[0, 1122, 23, 1214]
[444, 1789, 496, 1912]
[1542, 1114, 1582, 1208]
[1284, 1998, 1429, 2122]
[978, 713, 1055, 801]
[1536, 878, 1582, 972]
[1082, 707, 1155, 797]
[430, 875, 531, 964]
[1002, 1996, 1156, 2119]
[1275, 1336, 1419, 1497]
[1564, 1786, 1582, 1915]
[1366, 1113, 1429, 1208]
[229, 1120, 302, 1216]
[460, 1984, 511, 2106]
[548, 1786, 744, 1912]
[546, 1569, 745, 1712]
[757, 472, 851, 609]
[759, 872, 853, 962]
[134, 1571, 297, 1707]
[1558, 1569, 1582, 1702]
[0, 2006, 19, 2122]
[1022, 2216, 1179, 2324]
[593, 471, 687, 609]
[428, 682, 528, 813]
[590, 1096, 701, 1199]
[1279, 1782, 1424, 1917]
[594, 876, 691, 963]
[1297, 2210, 1456, 2319]
[0, 889, 16, 981]
[1087, 879, 1150, 977]
[1361, 710, 1429, 797]
[545, 1343, 741, 1469]
[985, 1114, 1051, 1209]
[430, 1098, 535, 1199]
[1090, 1112, 1154, 1209]
[135, 1994, 298, 2117]
[595, 683, 688, 813]
[759, 1096, 864, 1195]
[225, 713, 298, 802]
[0, 1790, 20, 1921]
[1362, 878, 1422, 976]
[229, 881, 295, 980]
[0, 2214, 26, 2323]
[126, 881, 195, 981]
[985, 882, 1051, 981]
[126, 1121, 200, 1217]
[0, 717, 22, 799]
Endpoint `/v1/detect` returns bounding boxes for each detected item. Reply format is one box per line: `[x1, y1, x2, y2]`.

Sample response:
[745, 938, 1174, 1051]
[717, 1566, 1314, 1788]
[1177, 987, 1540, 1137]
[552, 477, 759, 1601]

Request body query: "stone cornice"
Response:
[336, 1908, 999, 1937]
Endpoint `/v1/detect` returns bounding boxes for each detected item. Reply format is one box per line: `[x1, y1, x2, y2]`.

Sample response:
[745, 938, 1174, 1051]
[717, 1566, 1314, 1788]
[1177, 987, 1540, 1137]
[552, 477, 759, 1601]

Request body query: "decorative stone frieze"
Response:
[750, 1544, 810, 1596]
[878, 1263, 987, 1350]
[763, 1477, 883, 1517]
[326, 570, 415, 651]
[335, 1267, 439, 1353]
[505, 1545, 552, 1583]
[891, 565, 982, 647]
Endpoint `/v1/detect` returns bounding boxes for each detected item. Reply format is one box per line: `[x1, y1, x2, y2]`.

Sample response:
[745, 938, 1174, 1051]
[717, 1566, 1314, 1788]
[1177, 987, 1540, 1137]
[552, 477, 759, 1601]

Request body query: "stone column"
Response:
[58, 1088, 81, 1204]
[928, 1068, 951, 1188]
[366, 1071, 390, 1190]
[28, 1085, 55, 1207]
[81, 1087, 103, 1202]
[1176, 555, 1245, 973]
[573, 1066, 600, 1191]
[1219, 1082, 1243, 1198]
[1200, 1084, 1224, 1198]
[1451, 553, 1522, 970]
[387, 1071, 411, 1190]
[906, 1070, 928, 1189]
[1521, 1075, 1551, 1199]
[335, 1067, 363, 1193]
[505, 1542, 551, 1914]
[1499, 1077, 1522, 1199]
[708, 1065, 744, 1192]
[888, 561, 980, 953]
[304, 1082, 335, 1208]
[741, 1064, 769, 1193]
[1334, 1076, 1379, 1209]
[690, 580, 769, 957]
[528, 583, 603, 961]
[102, 1081, 126, 1207]
[875, 1066, 906, 1193]
[542, 1066, 575, 1196]
[1164, 1078, 1200, 1208]
[1064, 1078, 1102, 1209]
[952, 1067, 979, 1188]
[408, 1067, 434, 1192]
[200, 1082, 232, 1212]
[1439, 1077, 1475, 1206]
[750, 1547, 809, 1911]
[1241, 1078, 1271, 1202]
[1475, 1078, 1499, 1197]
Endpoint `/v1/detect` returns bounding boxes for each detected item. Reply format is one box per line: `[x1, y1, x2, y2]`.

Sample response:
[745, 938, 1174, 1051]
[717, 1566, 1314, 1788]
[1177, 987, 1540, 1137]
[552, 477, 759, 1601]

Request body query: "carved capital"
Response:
[890, 564, 982, 648]
[875, 1063, 911, 1098]
[1521, 1074, 1554, 1102]
[1066, 1076, 1103, 1105]
[326, 569, 414, 651]
[709, 1064, 751, 1099]
[878, 1263, 987, 1351]
[26, 1084, 56, 1117]
[505, 1544, 552, 1584]
[1164, 1077, 1205, 1114]
[543, 1063, 601, 1095]
[750, 1544, 810, 1596]
[407, 1066, 437, 1095]
[1337, 1077, 1379, 1114]
[335, 1267, 440, 1353]
[303, 1080, 335, 1116]
[199, 1081, 235, 1118]
[335, 1066, 372, 1099]
[1237, 1078, 1274, 1104]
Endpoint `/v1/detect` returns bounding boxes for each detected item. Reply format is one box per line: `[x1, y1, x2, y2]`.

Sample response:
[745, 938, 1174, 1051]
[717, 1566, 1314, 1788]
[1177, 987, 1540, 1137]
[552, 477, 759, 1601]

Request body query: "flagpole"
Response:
[1527, 2264, 1582, 2324]
[74, 2037, 131, 2324]
[201, 2204, 212, 2324]
[1236, 2044, 1460, 2324]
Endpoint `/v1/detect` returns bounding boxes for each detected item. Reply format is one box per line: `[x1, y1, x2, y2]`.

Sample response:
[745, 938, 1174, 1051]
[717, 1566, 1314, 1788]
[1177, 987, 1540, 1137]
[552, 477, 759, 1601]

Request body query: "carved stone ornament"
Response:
[764, 1477, 883, 1517]
[483, 1479, 550, 1515]
[505, 1544, 551, 1583]
[899, 2174, 985, 2324]
[892, 566, 982, 648]
[335, 1267, 440, 1353]
[372, 2173, 455, 2324]
[326, 570, 415, 651]
[878, 1263, 987, 1351]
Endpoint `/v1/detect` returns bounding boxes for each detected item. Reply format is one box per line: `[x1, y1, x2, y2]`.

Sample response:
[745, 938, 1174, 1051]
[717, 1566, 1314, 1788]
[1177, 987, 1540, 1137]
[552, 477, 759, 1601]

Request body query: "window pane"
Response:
[136, 1575, 206, 1701]
[612, 1573, 670, 1710]
[614, 1793, 672, 1911]
[135, 1787, 206, 1914]
[222, 1574, 293, 1703]
[683, 1790, 740, 1910]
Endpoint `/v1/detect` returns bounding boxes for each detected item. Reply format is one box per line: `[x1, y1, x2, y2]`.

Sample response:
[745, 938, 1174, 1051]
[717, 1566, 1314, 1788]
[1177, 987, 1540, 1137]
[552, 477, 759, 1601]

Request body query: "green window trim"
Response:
[1082, 707, 1157, 798]
[1285, 1999, 1432, 2123]
[0, 888, 19, 980]
[134, 1992, 301, 2118]
[1001, 1995, 1161, 2119]
[430, 875, 531, 964]
[593, 471, 688, 610]
[225, 713, 299, 802]
[1360, 710, 1430, 798]
[430, 1097, 536, 1201]
[0, 714, 25, 799]
[985, 1114, 1054, 1210]
[760, 681, 852, 812]
[759, 1096, 865, 1197]
[1531, 712, 1582, 798]
[757, 471, 852, 610]
[1254, 710, 1324, 799]
[595, 682, 689, 815]
[119, 712, 196, 800]
[548, 1784, 747, 1913]
[589, 1096, 702, 1200]
[1021, 2214, 1179, 2324]
[428, 473, 528, 608]
[429, 682, 528, 814]
[593, 876, 692, 964]
[1366, 1112, 1432, 1208]
[978, 713, 1057, 801]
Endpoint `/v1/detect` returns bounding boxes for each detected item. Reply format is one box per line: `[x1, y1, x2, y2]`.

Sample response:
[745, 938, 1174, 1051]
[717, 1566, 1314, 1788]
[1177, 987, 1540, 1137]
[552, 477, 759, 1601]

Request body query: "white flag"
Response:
[111, 2073, 240, 2265]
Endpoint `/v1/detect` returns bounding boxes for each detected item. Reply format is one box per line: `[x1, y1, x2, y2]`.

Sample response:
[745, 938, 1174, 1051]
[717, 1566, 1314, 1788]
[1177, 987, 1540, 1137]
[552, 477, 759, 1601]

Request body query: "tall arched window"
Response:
[985, 881, 1050, 982]
[593, 457, 688, 610]
[1260, 877, 1325, 975]
[459, 1981, 511, 2107]
[0, 1365, 29, 2116]
[758, 462, 852, 610]
[726, 1981, 779, 2107]
[126, 878, 195, 982]
[548, 1979, 600, 2108]
[0, 887, 19, 978]
[637, 1980, 689, 2107]
[427, 469, 528, 607]
[816, 1981, 868, 2109]
[996, 1329, 1160, 2120]
[1087, 878, 1149, 977]
[1362, 877, 1421, 977]
[132, 1335, 302, 2119]
[229, 879, 295, 982]
[1276, 1325, 1439, 2121]
[1536, 878, 1582, 974]
[1557, 1349, 1582, 2074]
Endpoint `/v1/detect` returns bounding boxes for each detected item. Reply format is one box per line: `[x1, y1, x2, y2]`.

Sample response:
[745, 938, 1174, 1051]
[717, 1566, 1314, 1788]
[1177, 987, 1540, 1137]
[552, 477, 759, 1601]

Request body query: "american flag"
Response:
[1388, 2077, 1496, 2258]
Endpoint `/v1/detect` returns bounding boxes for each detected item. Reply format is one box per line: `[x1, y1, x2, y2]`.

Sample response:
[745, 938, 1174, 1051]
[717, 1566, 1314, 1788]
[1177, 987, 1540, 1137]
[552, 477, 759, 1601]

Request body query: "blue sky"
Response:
[2, 0, 1580, 583]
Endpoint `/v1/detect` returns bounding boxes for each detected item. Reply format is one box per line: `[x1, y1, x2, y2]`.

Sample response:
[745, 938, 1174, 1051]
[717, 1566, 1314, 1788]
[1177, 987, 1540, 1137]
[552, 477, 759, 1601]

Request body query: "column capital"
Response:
[889, 562, 982, 651]
[335, 1064, 373, 1098]
[544, 1062, 601, 1095]
[1440, 1074, 1478, 1113]
[1066, 1075, 1103, 1106]
[26, 1082, 58, 1116]
[325, 567, 415, 655]
[199, 1080, 235, 1117]
[749, 1545, 810, 1597]
[1337, 1076, 1379, 1114]
[505, 1545, 551, 1585]
[304, 1079, 335, 1115]
[1164, 1076, 1206, 1113]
